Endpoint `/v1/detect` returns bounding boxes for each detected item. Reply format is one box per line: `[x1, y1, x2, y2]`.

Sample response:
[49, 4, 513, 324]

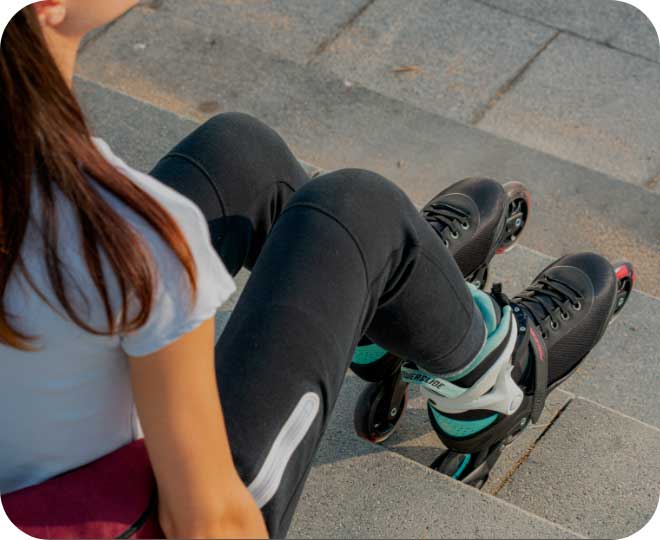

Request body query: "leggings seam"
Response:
[156, 152, 228, 217]
[252, 179, 299, 206]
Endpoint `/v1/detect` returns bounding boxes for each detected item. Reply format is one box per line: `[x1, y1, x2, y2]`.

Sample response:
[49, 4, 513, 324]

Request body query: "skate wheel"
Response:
[611, 260, 635, 323]
[354, 379, 408, 444]
[498, 182, 531, 254]
[430, 451, 488, 489]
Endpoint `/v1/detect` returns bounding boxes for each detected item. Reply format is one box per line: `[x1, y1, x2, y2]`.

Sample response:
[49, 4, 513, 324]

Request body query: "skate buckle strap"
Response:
[402, 314, 524, 416]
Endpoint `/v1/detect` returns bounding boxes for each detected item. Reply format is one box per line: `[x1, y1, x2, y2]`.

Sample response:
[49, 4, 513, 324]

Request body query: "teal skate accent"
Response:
[352, 343, 388, 365]
[468, 283, 498, 333]
[430, 406, 499, 438]
[443, 290, 511, 383]
[452, 455, 472, 479]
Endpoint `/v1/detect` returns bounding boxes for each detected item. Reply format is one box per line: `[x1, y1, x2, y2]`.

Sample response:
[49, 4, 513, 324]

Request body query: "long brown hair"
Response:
[0, 7, 197, 350]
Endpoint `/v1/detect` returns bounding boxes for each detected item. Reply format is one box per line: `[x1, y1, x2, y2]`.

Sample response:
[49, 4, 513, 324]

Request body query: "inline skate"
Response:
[351, 177, 531, 443]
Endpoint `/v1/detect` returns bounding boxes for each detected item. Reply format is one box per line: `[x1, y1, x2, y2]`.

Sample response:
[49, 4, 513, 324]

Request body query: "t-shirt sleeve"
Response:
[120, 197, 236, 357]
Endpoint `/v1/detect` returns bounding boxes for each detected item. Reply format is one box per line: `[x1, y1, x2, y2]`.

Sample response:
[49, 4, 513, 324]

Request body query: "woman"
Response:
[0, 1, 624, 538]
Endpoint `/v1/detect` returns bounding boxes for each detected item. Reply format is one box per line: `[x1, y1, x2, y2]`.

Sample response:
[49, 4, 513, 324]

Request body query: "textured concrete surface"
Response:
[211, 317, 583, 539]
[138, 0, 371, 65]
[610, 6, 660, 62]
[478, 0, 659, 61]
[497, 398, 660, 539]
[314, 0, 556, 124]
[477, 33, 660, 187]
[289, 450, 581, 539]
[75, 73, 660, 298]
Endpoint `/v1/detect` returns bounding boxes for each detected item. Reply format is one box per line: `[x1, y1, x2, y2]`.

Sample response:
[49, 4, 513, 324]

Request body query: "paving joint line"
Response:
[308, 0, 378, 62]
[472, 0, 660, 64]
[382, 446, 587, 538]
[576, 397, 660, 433]
[489, 396, 574, 497]
[470, 30, 560, 125]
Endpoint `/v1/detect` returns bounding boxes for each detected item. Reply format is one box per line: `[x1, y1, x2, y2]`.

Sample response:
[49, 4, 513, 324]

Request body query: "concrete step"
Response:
[75, 7, 660, 297]
[78, 75, 660, 538]
[212, 314, 585, 540]
[216, 299, 660, 539]
[78, 76, 660, 430]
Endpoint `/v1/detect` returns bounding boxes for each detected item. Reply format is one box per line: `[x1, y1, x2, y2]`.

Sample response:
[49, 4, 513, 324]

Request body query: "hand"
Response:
[159, 479, 269, 539]
[214, 481, 269, 540]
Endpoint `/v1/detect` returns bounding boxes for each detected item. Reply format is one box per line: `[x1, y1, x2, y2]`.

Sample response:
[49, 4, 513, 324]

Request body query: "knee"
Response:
[194, 112, 275, 151]
[289, 169, 412, 225]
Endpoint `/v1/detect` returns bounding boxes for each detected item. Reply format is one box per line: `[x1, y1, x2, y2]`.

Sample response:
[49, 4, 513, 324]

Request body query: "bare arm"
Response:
[129, 318, 268, 539]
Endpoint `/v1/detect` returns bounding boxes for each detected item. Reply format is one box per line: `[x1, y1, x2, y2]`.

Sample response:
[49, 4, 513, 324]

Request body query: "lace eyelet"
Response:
[560, 311, 570, 320]
[450, 231, 459, 239]
[461, 221, 470, 230]
[572, 301, 582, 311]
[550, 320, 559, 330]
[541, 332, 548, 339]
[443, 239, 449, 247]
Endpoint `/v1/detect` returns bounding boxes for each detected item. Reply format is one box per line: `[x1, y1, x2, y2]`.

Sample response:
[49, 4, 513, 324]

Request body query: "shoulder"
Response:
[92, 139, 235, 356]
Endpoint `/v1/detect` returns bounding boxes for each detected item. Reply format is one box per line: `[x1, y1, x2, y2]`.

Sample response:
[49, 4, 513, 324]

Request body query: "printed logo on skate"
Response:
[401, 366, 466, 399]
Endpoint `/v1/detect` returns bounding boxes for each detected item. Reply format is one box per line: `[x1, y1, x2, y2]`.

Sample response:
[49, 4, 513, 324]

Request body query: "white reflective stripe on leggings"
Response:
[248, 392, 321, 508]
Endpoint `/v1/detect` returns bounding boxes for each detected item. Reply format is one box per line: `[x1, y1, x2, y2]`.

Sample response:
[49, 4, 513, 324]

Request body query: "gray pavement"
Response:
[76, 67, 660, 297]
[289, 450, 581, 539]
[497, 398, 660, 539]
[477, 32, 660, 187]
[140, 0, 371, 65]
[478, 0, 659, 61]
[92, 0, 660, 192]
[314, 0, 556, 124]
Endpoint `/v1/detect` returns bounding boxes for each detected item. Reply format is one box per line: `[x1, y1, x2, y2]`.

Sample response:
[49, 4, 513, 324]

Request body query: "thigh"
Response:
[150, 112, 310, 274]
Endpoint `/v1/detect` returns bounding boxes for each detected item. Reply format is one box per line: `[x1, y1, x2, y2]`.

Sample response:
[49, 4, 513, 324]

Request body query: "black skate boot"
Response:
[405, 253, 636, 488]
[351, 178, 531, 442]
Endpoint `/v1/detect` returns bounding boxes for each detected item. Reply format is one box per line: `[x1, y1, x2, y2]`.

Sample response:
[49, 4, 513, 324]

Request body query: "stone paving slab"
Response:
[478, 0, 659, 61]
[489, 246, 660, 429]
[313, 0, 556, 124]
[75, 64, 660, 297]
[289, 444, 581, 539]
[610, 6, 660, 63]
[477, 32, 660, 188]
[497, 398, 660, 539]
[141, 0, 371, 65]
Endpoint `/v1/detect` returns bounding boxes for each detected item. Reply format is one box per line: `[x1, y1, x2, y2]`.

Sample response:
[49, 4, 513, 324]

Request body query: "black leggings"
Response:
[150, 113, 485, 537]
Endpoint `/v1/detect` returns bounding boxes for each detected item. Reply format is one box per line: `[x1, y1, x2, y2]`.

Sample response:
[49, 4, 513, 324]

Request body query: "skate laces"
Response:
[514, 276, 583, 333]
[423, 202, 470, 245]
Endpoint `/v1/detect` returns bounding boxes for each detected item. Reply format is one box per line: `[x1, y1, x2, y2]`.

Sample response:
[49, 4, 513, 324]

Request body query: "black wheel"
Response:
[611, 260, 635, 323]
[354, 377, 408, 444]
[430, 450, 488, 489]
[498, 181, 531, 254]
[430, 446, 503, 489]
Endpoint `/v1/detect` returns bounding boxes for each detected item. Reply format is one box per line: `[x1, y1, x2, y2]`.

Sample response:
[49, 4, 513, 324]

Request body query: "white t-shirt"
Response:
[0, 138, 236, 494]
